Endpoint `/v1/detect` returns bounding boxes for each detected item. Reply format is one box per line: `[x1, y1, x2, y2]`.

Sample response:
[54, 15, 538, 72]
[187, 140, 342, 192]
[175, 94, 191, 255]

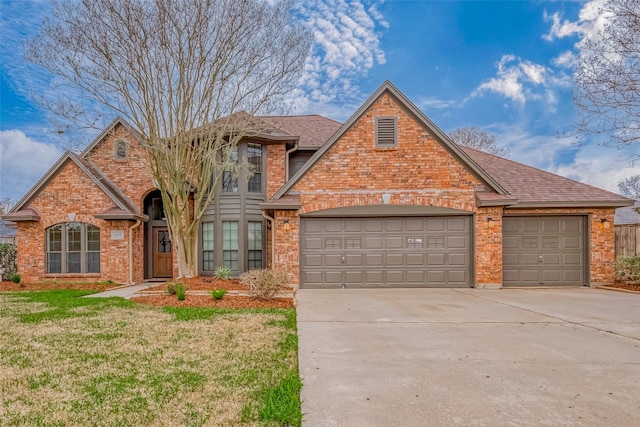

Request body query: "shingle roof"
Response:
[259, 115, 342, 149]
[615, 200, 640, 225]
[461, 147, 632, 207]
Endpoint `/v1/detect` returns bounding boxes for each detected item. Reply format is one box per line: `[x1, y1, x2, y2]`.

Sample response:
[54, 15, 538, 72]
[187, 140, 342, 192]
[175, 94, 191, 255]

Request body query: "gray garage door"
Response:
[502, 216, 586, 287]
[300, 216, 472, 288]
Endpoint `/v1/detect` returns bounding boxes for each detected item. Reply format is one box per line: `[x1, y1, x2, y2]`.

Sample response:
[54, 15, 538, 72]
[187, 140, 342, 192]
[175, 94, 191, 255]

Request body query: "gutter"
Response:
[284, 143, 298, 181]
[128, 220, 142, 285]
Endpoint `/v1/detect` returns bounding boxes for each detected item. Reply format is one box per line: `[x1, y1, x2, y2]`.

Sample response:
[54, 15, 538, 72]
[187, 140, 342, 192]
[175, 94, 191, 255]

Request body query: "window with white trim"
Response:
[46, 222, 100, 273]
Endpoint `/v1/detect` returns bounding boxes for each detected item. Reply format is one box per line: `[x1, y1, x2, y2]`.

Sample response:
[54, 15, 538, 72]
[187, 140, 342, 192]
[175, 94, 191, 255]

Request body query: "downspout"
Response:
[128, 219, 142, 285]
[284, 142, 298, 181]
[262, 210, 275, 269]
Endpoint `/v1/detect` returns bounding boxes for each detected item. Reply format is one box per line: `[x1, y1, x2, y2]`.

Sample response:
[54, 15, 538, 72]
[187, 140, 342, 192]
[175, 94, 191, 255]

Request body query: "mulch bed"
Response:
[606, 282, 640, 292]
[147, 277, 248, 291]
[131, 294, 294, 309]
[0, 281, 121, 292]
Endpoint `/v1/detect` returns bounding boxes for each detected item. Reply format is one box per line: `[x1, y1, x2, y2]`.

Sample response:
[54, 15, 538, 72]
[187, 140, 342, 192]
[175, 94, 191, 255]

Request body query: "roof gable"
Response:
[273, 81, 507, 200]
[7, 151, 141, 218]
[81, 116, 143, 158]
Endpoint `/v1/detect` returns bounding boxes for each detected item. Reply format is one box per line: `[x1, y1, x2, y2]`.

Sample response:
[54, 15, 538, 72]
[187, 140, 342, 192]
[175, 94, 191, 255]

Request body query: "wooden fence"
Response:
[615, 225, 640, 258]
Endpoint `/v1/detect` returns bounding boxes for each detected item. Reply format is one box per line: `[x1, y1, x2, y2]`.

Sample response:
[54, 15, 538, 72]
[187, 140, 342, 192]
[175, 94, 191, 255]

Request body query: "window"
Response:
[222, 147, 238, 192]
[375, 117, 397, 147]
[202, 222, 214, 271]
[247, 221, 263, 269]
[46, 222, 100, 274]
[115, 140, 128, 159]
[247, 143, 262, 193]
[222, 221, 238, 271]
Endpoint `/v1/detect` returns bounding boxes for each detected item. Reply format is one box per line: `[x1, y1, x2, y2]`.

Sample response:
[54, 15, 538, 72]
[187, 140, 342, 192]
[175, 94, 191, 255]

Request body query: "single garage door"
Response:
[502, 216, 586, 286]
[300, 216, 472, 288]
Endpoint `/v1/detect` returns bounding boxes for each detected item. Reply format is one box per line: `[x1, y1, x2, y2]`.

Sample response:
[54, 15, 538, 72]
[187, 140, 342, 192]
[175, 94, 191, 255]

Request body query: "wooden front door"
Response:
[153, 227, 173, 277]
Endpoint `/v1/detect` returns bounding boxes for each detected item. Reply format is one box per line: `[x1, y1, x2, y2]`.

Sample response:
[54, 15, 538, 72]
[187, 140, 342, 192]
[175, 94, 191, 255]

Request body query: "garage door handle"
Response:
[539, 255, 543, 264]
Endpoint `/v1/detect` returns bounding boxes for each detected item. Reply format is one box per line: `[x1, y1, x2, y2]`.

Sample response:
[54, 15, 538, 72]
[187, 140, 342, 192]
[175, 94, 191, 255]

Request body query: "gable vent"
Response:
[375, 117, 397, 147]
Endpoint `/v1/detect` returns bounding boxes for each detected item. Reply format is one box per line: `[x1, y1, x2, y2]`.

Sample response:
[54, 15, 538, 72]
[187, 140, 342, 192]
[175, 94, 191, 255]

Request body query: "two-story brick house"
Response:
[4, 81, 633, 288]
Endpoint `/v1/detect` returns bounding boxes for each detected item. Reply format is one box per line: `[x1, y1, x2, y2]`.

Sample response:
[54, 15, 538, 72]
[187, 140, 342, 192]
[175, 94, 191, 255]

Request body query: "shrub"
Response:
[615, 256, 640, 283]
[165, 282, 178, 295]
[175, 283, 187, 301]
[214, 265, 231, 280]
[240, 269, 290, 300]
[211, 289, 226, 300]
[11, 273, 20, 284]
[0, 243, 17, 281]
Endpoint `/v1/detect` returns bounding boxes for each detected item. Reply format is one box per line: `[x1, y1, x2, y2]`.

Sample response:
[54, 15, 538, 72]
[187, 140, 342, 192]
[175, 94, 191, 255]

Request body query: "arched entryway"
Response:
[143, 190, 172, 279]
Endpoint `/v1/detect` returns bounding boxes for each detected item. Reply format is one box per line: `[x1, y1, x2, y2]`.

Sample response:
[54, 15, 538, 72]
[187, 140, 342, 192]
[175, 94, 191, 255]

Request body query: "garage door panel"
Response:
[324, 254, 343, 267]
[385, 236, 403, 249]
[447, 217, 467, 231]
[300, 216, 471, 288]
[365, 236, 383, 249]
[386, 253, 404, 266]
[503, 216, 585, 287]
[344, 254, 363, 267]
[447, 235, 467, 248]
[365, 253, 383, 266]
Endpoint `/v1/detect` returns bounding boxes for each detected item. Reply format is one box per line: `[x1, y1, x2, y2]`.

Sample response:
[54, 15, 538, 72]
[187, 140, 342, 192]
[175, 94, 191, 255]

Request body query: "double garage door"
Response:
[300, 215, 587, 288]
[502, 216, 586, 286]
[300, 216, 472, 288]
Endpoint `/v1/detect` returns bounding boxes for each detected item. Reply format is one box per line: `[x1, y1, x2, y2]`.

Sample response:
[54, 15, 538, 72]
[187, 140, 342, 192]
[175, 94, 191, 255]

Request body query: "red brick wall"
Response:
[266, 144, 286, 199]
[505, 207, 616, 285]
[84, 123, 156, 207]
[475, 207, 504, 287]
[15, 160, 143, 284]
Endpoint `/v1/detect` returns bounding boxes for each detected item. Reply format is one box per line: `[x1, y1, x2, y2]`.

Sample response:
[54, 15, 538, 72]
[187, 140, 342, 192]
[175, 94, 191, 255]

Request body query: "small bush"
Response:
[175, 283, 187, 301]
[615, 256, 640, 283]
[165, 282, 178, 295]
[240, 269, 290, 300]
[11, 273, 20, 284]
[0, 243, 17, 281]
[214, 265, 231, 280]
[211, 289, 226, 300]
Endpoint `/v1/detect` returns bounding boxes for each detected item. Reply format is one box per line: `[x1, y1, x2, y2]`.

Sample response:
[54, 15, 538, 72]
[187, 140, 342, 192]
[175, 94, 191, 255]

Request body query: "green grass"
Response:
[0, 290, 302, 426]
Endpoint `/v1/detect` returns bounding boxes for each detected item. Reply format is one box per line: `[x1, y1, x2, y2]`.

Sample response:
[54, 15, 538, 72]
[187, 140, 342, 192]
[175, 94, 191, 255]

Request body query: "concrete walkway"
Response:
[83, 282, 163, 299]
[297, 288, 640, 427]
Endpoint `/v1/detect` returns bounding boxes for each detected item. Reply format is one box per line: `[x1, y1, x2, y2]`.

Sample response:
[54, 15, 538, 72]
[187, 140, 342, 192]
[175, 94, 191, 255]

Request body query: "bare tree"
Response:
[448, 126, 510, 157]
[574, 0, 640, 153]
[26, 0, 312, 277]
[0, 198, 14, 215]
[618, 175, 640, 199]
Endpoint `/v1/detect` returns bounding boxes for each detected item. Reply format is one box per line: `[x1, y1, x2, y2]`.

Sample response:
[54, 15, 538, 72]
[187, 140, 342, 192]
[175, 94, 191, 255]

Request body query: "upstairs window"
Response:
[247, 143, 262, 193]
[46, 222, 100, 274]
[114, 140, 128, 160]
[375, 117, 397, 148]
[222, 147, 239, 192]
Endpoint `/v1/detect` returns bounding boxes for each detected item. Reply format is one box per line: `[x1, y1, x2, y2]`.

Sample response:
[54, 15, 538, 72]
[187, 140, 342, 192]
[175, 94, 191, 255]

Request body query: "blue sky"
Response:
[1, 0, 637, 202]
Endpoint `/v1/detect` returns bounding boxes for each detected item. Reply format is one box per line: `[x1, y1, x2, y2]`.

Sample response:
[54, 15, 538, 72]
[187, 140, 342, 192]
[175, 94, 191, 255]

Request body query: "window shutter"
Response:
[376, 117, 397, 147]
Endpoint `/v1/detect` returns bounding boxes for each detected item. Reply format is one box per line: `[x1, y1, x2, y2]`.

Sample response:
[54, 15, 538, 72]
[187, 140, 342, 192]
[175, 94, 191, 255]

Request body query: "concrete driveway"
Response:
[296, 288, 640, 426]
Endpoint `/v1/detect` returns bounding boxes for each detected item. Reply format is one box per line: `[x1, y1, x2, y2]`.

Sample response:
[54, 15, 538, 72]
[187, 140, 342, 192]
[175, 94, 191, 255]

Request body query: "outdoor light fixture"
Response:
[282, 219, 290, 231]
[486, 217, 495, 229]
[600, 218, 611, 229]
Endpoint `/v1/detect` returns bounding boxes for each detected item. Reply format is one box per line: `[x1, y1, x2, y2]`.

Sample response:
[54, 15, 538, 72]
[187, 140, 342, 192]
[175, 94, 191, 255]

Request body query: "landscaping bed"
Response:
[0, 280, 121, 292]
[132, 294, 294, 308]
[604, 281, 640, 292]
[146, 277, 247, 291]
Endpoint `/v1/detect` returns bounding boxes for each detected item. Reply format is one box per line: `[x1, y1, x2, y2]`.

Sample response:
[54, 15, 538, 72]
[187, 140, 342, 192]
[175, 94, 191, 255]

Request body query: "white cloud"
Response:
[552, 51, 576, 68]
[542, 0, 610, 44]
[471, 55, 551, 104]
[0, 130, 62, 202]
[292, 0, 387, 116]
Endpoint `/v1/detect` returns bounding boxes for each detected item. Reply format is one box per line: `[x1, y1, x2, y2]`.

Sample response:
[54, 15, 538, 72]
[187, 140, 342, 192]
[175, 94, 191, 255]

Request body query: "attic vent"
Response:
[375, 117, 397, 147]
[114, 139, 128, 160]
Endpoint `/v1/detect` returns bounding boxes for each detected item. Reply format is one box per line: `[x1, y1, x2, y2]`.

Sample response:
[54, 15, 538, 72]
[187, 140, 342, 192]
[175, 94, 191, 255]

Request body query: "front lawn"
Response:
[0, 290, 301, 426]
